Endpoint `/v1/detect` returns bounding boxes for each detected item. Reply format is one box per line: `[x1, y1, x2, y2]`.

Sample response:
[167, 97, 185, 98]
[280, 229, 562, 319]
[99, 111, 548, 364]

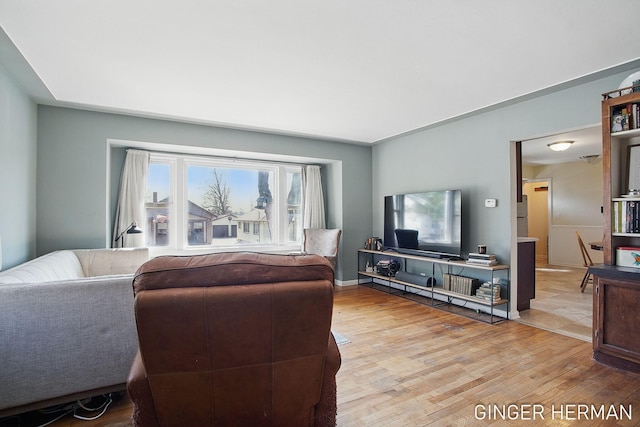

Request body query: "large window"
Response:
[144, 153, 303, 252]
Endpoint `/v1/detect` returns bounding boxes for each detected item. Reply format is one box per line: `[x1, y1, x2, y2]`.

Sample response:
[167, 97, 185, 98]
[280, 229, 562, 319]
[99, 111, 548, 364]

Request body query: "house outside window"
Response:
[286, 170, 302, 243]
[145, 161, 173, 247]
[144, 153, 303, 253]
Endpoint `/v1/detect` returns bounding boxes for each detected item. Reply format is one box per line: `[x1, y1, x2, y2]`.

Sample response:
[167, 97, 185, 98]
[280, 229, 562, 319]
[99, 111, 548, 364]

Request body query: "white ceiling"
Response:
[1, 1, 639, 144]
[521, 125, 603, 166]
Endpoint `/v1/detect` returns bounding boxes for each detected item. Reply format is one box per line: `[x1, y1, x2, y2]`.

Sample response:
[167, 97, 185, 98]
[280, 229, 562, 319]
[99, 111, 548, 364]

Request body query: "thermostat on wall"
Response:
[484, 198, 497, 208]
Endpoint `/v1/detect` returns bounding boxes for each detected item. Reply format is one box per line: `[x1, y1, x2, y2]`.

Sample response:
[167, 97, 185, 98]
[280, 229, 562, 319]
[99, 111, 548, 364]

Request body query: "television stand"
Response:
[357, 249, 510, 324]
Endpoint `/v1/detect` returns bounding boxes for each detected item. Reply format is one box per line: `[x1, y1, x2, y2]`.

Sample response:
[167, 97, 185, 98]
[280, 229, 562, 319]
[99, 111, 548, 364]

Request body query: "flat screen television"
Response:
[383, 189, 462, 259]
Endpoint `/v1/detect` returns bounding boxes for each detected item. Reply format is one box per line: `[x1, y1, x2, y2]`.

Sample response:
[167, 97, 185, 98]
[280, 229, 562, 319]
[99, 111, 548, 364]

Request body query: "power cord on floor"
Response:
[72, 393, 113, 421]
[29, 393, 116, 427]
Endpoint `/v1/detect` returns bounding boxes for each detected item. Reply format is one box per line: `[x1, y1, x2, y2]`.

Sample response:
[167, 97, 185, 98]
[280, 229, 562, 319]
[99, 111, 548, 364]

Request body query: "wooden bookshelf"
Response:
[592, 83, 640, 372]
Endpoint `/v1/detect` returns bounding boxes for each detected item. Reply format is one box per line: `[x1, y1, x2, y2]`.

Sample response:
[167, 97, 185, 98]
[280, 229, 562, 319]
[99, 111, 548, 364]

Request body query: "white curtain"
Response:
[112, 149, 150, 248]
[303, 165, 326, 229]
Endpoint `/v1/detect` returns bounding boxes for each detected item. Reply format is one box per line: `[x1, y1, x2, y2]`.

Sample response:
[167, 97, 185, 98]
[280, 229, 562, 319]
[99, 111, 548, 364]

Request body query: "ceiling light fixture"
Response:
[580, 154, 600, 163]
[547, 140, 574, 152]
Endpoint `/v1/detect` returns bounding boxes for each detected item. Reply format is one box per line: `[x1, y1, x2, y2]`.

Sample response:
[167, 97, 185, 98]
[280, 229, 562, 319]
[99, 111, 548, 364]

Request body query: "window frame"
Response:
[145, 152, 303, 256]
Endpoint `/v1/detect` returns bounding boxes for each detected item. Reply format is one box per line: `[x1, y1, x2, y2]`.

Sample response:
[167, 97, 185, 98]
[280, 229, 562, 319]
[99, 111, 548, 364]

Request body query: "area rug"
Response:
[332, 331, 350, 345]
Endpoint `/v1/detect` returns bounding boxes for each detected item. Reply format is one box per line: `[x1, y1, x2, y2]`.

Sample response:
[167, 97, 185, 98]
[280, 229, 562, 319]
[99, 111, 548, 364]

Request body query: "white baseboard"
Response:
[336, 279, 359, 287]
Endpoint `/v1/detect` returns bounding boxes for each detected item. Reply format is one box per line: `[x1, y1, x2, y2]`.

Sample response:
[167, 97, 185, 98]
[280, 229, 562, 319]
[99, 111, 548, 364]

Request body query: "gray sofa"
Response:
[0, 248, 149, 416]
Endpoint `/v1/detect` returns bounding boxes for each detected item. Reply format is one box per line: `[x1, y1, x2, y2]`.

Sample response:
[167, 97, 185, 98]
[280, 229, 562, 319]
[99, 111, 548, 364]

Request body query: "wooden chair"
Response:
[576, 231, 594, 292]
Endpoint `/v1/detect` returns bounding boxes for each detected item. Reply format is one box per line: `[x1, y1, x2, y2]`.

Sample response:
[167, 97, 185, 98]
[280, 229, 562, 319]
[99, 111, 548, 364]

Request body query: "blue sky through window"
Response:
[187, 166, 262, 214]
[146, 163, 170, 202]
[145, 162, 271, 214]
[144, 157, 302, 248]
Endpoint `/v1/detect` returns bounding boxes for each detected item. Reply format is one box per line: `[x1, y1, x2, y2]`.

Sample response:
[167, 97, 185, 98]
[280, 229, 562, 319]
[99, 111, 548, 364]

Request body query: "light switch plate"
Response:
[484, 198, 497, 208]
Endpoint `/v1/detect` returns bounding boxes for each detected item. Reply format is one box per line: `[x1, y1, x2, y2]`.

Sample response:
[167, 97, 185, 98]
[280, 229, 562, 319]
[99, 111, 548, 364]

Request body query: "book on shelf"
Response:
[476, 287, 500, 300]
[611, 102, 640, 132]
[475, 282, 501, 302]
[475, 294, 502, 303]
[476, 284, 500, 295]
[612, 199, 640, 233]
[468, 252, 496, 259]
[442, 273, 479, 296]
[466, 257, 498, 266]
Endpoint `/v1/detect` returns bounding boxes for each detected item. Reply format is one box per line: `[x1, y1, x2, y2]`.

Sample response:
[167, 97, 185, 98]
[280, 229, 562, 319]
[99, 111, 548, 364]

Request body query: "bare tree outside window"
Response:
[258, 171, 273, 234]
[203, 169, 231, 216]
[286, 171, 302, 242]
[145, 154, 302, 250]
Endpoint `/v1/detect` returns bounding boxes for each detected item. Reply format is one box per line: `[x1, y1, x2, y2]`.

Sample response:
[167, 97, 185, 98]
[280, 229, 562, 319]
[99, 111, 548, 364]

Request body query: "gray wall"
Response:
[373, 63, 640, 268]
[9, 56, 640, 286]
[36, 106, 372, 281]
[0, 65, 37, 270]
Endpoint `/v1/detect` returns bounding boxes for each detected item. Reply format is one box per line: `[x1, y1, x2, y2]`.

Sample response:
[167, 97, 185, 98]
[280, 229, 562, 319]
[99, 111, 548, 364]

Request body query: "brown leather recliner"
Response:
[126, 252, 341, 427]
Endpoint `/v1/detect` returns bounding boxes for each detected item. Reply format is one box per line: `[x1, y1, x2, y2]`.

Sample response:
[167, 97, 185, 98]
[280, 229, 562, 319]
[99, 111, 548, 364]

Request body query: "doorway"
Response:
[523, 180, 550, 264]
[513, 125, 602, 342]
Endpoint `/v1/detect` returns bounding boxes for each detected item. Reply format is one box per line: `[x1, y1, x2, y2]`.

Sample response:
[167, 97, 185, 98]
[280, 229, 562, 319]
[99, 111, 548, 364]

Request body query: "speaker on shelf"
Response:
[395, 271, 435, 287]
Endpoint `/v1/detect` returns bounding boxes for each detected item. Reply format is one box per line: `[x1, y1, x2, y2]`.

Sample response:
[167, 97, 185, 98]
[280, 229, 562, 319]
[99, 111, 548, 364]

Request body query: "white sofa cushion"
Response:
[0, 251, 85, 285]
[73, 248, 148, 277]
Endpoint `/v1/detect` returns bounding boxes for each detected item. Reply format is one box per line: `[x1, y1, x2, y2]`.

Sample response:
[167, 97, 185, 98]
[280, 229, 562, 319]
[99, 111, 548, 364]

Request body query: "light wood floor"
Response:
[516, 260, 593, 342]
[4, 285, 640, 427]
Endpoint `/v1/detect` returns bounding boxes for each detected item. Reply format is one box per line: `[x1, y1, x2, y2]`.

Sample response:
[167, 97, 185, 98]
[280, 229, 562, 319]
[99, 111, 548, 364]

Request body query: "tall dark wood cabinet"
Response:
[601, 86, 640, 263]
[591, 83, 640, 372]
[589, 266, 640, 373]
[517, 239, 536, 311]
